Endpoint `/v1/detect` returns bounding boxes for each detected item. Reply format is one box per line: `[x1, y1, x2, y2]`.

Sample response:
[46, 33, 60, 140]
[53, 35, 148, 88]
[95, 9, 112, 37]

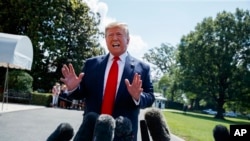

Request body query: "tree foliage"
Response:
[158, 68, 183, 103]
[143, 43, 176, 74]
[143, 43, 181, 102]
[0, 0, 105, 91]
[177, 8, 250, 119]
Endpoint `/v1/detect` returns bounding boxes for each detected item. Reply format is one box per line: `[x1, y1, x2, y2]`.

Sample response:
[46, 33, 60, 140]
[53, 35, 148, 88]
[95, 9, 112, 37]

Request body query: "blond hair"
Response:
[105, 22, 129, 37]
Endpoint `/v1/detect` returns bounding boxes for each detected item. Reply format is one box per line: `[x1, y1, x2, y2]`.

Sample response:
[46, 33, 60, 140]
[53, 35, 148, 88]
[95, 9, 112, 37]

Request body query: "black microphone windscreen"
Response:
[140, 120, 150, 141]
[93, 114, 116, 141]
[213, 124, 230, 141]
[115, 116, 133, 141]
[144, 108, 171, 141]
[47, 122, 74, 141]
[73, 112, 99, 141]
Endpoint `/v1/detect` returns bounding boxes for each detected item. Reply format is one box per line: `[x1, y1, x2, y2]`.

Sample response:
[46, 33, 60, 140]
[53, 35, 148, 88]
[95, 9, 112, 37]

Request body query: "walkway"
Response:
[0, 102, 185, 141]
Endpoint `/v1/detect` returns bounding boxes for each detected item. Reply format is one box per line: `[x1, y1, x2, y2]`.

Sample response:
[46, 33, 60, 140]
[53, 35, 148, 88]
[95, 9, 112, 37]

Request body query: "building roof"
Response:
[154, 93, 167, 101]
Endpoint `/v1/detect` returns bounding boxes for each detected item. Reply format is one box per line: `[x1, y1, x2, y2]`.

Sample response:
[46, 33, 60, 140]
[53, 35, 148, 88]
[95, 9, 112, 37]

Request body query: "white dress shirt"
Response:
[103, 52, 127, 94]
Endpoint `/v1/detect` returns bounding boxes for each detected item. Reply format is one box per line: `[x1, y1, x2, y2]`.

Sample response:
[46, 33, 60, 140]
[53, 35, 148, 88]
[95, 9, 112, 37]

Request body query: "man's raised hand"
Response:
[60, 64, 84, 91]
[125, 73, 143, 101]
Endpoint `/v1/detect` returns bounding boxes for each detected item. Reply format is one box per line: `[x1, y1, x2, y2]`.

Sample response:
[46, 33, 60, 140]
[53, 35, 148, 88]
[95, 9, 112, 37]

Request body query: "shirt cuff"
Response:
[133, 93, 142, 105]
[67, 86, 79, 95]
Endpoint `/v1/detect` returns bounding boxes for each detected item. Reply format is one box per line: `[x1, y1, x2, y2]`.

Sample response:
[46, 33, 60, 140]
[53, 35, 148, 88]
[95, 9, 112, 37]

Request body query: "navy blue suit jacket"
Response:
[71, 53, 155, 140]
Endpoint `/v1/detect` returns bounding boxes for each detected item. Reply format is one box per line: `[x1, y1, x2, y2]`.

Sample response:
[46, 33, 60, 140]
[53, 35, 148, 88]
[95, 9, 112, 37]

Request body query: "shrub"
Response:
[31, 92, 52, 107]
[8, 70, 33, 93]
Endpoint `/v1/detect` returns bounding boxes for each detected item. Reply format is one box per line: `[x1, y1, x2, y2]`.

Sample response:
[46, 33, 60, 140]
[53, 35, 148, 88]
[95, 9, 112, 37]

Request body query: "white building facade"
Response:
[153, 93, 167, 109]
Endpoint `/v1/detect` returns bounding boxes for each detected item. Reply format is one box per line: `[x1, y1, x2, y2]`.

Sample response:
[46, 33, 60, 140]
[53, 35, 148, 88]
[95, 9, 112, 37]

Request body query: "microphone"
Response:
[73, 112, 99, 141]
[213, 124, 230, 141]
[140, 120, 150, 141]
[47, 122, 74, 141]
[93, 114, 116, 141]
[115, 116, 134, 141]
[144, 107, 171, 141]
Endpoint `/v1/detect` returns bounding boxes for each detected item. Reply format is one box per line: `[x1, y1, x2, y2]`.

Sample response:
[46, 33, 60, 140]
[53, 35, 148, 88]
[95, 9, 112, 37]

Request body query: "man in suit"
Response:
[60, 22, 155, 141]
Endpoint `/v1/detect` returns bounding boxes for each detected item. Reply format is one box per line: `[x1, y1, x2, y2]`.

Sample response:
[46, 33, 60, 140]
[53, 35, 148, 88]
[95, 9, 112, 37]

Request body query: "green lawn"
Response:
[163, 109, 250, 141]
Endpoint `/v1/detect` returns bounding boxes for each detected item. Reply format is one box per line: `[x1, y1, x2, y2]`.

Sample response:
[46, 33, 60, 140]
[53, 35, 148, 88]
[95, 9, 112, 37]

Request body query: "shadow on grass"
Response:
[168, 110, 250, 125]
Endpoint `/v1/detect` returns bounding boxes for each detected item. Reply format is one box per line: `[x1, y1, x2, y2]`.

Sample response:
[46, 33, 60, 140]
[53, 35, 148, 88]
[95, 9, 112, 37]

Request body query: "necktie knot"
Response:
[113, 56, 120, 62]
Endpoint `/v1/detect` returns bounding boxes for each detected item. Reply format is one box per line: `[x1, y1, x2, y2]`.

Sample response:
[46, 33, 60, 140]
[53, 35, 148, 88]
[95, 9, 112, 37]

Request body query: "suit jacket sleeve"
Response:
[137, 62, 155, 108]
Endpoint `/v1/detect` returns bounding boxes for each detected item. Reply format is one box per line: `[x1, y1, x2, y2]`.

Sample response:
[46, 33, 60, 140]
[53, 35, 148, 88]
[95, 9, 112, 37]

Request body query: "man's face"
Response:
[105, 27, 130, 56]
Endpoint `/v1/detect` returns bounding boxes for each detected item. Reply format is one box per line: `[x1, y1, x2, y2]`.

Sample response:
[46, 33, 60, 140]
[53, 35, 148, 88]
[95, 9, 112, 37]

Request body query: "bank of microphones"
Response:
[47, 107, 171, 141]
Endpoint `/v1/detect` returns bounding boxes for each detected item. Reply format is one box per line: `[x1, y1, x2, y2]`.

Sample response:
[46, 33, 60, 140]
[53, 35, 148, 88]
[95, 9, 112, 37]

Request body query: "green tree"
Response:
[143, 43, 176, 74]
[158, 68, 184, 103]
[0, 0, 104, 91]
[177, 8, 250, 119]
[143, 43, 179, 101]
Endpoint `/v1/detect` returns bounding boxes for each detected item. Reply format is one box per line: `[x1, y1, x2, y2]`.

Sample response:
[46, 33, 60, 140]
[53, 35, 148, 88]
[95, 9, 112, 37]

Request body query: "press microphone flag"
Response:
[140, 120, 150, 141]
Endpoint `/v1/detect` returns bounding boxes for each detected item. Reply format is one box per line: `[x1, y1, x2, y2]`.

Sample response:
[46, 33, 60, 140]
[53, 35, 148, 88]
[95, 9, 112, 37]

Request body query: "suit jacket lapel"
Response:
[115, 54, 135, 102]
[97, 54, 109, 102]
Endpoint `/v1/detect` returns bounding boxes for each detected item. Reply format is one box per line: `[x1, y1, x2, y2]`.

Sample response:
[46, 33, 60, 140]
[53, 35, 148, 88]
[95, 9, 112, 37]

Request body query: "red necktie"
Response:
[101, 56, 119, 115]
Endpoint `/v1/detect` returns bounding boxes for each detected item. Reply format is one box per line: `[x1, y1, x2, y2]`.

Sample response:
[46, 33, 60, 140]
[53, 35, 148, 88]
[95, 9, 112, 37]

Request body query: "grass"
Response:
[163, 109, 250, 141]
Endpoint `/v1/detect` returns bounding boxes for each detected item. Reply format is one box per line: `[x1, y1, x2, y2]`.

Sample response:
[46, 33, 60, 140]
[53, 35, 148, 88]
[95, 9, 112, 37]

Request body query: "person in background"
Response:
[60, 22, 155, 141]
[51, 82, 60, 107]
[78, 99, 85, 110]
[70, 99, 79, 110]
[59, 84, 68, 109]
